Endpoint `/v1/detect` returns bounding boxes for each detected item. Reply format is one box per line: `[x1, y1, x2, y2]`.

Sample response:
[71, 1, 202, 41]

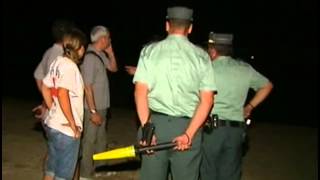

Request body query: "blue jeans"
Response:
[45, 126, 80, 180]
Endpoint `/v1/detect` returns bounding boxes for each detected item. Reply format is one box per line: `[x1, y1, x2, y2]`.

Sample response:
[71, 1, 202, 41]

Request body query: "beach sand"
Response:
[2, 97, 317, 180]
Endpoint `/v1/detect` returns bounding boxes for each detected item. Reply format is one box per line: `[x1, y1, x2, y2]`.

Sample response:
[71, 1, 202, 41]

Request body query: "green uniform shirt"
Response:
[133, 34, 217, 118]
[211, 56, 270, 121]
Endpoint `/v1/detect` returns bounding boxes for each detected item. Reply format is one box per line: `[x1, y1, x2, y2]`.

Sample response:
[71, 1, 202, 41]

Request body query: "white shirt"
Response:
[43, 56, 84, 137]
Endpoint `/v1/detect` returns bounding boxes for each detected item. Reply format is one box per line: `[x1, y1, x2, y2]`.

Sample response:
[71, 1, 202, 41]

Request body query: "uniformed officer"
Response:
[200, 32, 274, 180]
[133, 6, 217, 180]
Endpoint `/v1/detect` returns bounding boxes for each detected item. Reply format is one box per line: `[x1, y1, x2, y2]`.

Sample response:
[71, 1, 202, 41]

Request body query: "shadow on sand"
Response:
[96, 160, 141, 172]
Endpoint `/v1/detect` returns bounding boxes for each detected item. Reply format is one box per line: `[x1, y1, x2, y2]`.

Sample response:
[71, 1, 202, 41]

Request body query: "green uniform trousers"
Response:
[201, 126, 245, 180]
[138, 113, 202, 180]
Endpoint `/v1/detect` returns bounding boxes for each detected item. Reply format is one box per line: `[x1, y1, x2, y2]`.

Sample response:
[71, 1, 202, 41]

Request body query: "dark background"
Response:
[2, 0, 318, 126]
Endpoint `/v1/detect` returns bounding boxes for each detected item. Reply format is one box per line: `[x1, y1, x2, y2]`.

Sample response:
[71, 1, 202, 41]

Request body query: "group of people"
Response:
[133, 6, 273, 180]
[33, 21, 117, 180]
[32, 5, 273, 180]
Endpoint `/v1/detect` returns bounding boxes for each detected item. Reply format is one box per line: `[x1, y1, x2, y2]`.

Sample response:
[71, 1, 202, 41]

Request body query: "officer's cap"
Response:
[166, 6, 193, 21]
[208, 32, 233, 45]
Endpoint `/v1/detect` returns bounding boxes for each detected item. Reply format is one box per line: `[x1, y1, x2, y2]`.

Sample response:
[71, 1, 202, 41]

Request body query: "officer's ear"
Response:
[165, 21, 170, 32]
[187, 24, 193, 34]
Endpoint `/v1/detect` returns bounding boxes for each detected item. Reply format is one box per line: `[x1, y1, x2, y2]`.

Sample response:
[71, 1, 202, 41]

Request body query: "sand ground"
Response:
[2, 97, 318, 180]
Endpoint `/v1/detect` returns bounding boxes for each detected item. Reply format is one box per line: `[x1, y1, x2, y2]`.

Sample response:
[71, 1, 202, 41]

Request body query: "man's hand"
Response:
[173, 133, 191, 151]
[140, 135, 157, 154]
[104, 42, 118, 72]
[124, 66, 137, 76]
[243, 104, 254, 118]
[90, 113, 103, 126]
[104, 43, 114, 57]
[32, 104, 48, 121]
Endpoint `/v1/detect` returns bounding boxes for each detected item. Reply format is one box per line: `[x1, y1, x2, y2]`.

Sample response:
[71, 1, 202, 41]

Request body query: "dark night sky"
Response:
[2, 0, 318, 126]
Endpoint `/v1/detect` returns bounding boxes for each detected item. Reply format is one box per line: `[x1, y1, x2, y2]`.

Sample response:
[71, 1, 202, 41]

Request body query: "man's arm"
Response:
[84, 84, 103, 126]
[134, 82, 149, 126]
[244, 82, 273, 117]
[57, 87, 80, 138]
[173, 90, 214, 151]
[36, 79, 43, 93]
[185, 91, 214, 140]
[84, 85, 97, 112]
[104, 44, 118, 72]
[34, 60, 46, 93]
[33, 54, 49, 119]
[34, 47, 52, 92]
[125, 66, 137, 76]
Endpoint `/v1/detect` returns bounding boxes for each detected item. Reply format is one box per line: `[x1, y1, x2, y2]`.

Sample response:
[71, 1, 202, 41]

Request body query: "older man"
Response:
[79, 25, 118, 180]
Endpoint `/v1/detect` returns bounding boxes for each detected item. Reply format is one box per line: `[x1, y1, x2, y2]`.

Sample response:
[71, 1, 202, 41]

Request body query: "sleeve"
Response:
[42, 60, 55, 88]
[199, 54, 217, 92]
[34, 49, 51, 80]
[132, 47, 152, 88]
[249, 65, 270, 91]
[80, 55, 96, 85]
[55, 63, 77, 91]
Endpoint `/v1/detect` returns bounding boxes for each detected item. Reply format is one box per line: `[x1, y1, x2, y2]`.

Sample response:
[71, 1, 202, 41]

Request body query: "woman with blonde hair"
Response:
[41, 28, 87, 180]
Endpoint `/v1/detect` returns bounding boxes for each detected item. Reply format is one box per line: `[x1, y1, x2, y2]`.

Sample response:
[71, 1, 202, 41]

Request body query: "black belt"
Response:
[217, 119, 245, 128]
[151, 110, 190, 119]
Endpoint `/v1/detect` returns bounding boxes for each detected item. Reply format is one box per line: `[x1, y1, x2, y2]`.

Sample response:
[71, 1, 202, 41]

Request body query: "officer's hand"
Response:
[90, 113, 103, 126]
[139, 135, 157, 154]
[244, 104, 254, 118]
[173, 133, 191, 151]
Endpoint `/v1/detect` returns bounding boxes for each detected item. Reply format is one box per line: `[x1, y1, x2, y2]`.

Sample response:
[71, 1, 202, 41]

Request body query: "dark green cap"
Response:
[208, 32, 233, 45]
[166, 6, 193, 21]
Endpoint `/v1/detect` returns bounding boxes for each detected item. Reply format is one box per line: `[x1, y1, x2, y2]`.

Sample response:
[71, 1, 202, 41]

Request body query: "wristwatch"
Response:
[90, 109, 97, 114]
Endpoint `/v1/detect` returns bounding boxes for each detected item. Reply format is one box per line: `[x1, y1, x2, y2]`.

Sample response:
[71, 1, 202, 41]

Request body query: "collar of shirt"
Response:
[214, 56, 231, 63]
[53, 43, 63, 50]
[87, 44, 102, 54]
[167, 34, 188, 40]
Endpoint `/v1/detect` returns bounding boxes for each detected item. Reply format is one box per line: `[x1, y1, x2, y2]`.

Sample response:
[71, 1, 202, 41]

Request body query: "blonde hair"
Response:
[63, 28, 87, 63]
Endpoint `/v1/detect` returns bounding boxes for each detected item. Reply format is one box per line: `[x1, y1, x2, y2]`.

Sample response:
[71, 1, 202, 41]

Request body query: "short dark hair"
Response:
[209, 44, 234, 56]
[52, 19, 75, 42]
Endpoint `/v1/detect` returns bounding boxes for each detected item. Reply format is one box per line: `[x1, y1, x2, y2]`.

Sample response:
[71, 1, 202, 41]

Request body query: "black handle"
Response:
[137, 142, 176, 153]
[141, 122, 155, 146]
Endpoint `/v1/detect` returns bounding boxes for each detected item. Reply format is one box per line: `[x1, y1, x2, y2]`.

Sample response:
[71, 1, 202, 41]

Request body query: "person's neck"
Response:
[55, 41, 63, 46]
[92, 43, 103, 52]
[212, 54, 221, 61]
[168, 29, 189, 36]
